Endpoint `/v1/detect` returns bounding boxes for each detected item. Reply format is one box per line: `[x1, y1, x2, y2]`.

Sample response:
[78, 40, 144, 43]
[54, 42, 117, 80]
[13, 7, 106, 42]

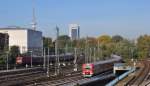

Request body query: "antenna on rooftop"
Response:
[31, 0, 37, 30]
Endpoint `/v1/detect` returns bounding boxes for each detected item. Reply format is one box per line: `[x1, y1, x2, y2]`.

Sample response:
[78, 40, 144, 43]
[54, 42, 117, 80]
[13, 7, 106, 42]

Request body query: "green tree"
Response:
[58, 35, 70, 48]
[112, 35, 123, 43]
[137, 35, 150, 59]
[112, 39, 136, 59]
[43, 37, 53, 48]
[43, 37, 54, 54]
[86, 37, 97, 48]
[0, 54, 6, 64]
[57, 35, 71, 53]
[77, 38, 86, 49]
[58, 35, 70, 40]
[9, 46, 20, 64]
[96, 35, 112, 59]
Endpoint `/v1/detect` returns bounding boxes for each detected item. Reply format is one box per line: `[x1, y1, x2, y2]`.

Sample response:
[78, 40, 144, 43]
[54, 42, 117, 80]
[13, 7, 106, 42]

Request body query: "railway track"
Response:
[0, 64, 82, 86]
[27, 72, 82, 86]
[126, 60, 150, 86]
[28, 70, 113, 86]
[25, 64, 83, 85]
[0, 67, 46, 86]
[0, 72, 46, 86]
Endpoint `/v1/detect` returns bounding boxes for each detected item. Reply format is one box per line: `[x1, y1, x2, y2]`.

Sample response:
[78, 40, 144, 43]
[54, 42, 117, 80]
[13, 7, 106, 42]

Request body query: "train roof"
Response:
[92, 55, 122, 66]
[19, 53, 73, 58]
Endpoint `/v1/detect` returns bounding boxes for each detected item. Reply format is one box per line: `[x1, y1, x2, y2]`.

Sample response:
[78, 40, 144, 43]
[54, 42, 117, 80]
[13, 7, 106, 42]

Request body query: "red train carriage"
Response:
[82, 55, 122, 78]
[16, 56, 44, 65]
[16, 53, 75, 66]
[16, 56, 23, 64]
[82, 63, 94, 77]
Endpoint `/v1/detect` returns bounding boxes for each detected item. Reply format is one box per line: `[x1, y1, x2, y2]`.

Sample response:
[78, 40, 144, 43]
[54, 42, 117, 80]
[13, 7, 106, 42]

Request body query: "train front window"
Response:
[85, 65, 91, 70]
[85, 67, 90, 70]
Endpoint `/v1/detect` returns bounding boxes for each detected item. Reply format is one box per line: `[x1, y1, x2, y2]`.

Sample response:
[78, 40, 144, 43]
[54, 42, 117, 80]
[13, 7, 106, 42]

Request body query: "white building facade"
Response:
[0, 28, 43, 56]
[69, 24, 80, 40]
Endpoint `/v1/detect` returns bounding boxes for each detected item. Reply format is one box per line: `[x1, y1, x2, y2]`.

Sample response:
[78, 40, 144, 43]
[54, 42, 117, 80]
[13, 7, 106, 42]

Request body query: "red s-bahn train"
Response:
[16, 53, 75, 65]
[82, 55, 122, 77]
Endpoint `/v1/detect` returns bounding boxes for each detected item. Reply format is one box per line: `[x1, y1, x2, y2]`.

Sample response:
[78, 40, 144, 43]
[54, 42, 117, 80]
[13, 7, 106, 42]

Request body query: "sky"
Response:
[0, 0, 150, 39]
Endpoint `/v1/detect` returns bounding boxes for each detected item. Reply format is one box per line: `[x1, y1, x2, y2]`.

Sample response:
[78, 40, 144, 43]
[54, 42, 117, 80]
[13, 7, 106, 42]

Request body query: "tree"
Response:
[9, 46, 20, 64]
[43, 37, 53, 48]
[137, 35, 150, 59]
[86, 37, 97, 48]
[58, 35, 70, 41]
[96, 35, 112, 58]
[0, 54, 6, 64]
[76, 38, 86, 49]
[112, 35, 123, 43]
[57, 35, 71, 48]
[57, 35, 71, 53]
[97, 35, 112, 44]
[43, 37, 54, 54]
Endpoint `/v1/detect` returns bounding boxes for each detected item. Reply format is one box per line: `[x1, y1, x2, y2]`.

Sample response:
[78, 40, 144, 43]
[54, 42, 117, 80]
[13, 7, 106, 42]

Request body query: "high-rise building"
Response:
[69, 24, 80, 40]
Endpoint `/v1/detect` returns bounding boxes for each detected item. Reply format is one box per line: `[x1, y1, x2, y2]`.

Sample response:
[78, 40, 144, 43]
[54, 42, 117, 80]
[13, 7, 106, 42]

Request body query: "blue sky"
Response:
[0, 0, 150, 39]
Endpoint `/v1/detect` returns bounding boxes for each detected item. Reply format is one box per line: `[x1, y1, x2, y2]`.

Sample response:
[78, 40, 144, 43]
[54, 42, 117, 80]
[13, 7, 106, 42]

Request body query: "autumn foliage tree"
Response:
[97, 35, 112, 44]
[137, 35, 150, 59]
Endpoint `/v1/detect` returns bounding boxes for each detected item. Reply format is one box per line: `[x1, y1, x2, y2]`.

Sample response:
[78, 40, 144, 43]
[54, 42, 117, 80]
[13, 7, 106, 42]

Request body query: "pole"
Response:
[90, 48, 92, 62]
[30, 51, 33, 68]
[94, 47, 96, 62]
[55, 26, 59, 75]
[32, 0, 37, 30]
[97, 41, 100, 61]
[43, 48, 46, 69]
[6, 52, 8, 71]
[86, 37, 88, 63]
[47, 48, 50, 77]
[57, 27, 60, 75]
[65, 44, 68, 54]
[74, 48, 77, 71]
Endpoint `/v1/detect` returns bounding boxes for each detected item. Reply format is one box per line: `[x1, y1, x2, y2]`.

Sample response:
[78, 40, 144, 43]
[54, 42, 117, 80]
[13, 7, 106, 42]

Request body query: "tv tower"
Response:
[31, 0, 37, 30]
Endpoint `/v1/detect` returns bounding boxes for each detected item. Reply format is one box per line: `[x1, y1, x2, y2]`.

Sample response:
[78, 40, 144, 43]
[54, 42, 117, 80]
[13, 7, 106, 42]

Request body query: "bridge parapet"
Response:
[114, 63, 132, 74]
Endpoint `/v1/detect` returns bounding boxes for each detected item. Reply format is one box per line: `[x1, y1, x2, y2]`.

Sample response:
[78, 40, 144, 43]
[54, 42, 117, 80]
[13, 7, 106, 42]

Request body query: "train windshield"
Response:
[85, 65, 91, 70]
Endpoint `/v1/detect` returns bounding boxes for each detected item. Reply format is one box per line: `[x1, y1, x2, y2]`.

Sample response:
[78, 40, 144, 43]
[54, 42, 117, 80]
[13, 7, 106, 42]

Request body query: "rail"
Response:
[126, 60, 150, 86]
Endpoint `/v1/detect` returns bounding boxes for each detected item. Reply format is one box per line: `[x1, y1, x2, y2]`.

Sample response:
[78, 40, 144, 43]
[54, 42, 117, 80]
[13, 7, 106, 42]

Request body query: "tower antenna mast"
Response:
[31, 0, 37, 30]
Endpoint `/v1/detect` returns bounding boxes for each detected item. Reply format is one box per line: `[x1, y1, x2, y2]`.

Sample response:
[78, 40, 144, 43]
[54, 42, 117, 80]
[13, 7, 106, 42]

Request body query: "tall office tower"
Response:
[69, 24, 80, 40]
